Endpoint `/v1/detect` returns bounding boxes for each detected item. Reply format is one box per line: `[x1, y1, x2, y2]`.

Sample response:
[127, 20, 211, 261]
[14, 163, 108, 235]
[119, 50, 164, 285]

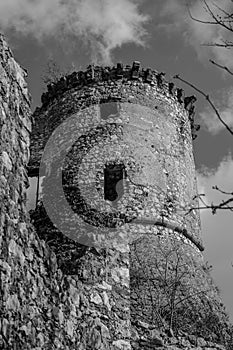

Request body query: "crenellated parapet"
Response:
[40, 61, 200, 140]
[40, 62, 181, 105]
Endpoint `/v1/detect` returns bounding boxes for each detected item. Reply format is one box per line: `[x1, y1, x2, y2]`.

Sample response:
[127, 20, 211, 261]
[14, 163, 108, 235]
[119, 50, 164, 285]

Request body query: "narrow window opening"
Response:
[26, 171, 44, 211]
[104, 163, 125, 202]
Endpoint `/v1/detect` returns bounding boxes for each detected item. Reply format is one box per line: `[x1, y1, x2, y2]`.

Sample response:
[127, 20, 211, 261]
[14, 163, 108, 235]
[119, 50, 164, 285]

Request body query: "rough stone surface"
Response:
[0, 34, 232, 350]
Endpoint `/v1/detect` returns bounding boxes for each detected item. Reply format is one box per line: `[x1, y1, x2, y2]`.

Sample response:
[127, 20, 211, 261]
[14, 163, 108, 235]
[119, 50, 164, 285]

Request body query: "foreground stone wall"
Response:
[0, 34, 131, 350]
[0, 34, 232, 350]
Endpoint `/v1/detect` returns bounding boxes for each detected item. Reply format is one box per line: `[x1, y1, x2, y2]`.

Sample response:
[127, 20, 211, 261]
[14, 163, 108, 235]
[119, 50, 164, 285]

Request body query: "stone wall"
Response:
[0, 34, 232, 350]
[0, 34, 130, 350]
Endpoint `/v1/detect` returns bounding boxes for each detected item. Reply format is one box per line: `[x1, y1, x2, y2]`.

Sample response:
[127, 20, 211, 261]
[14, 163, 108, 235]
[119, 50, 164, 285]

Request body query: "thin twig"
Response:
[189, 204, 233, 213]
[187, 0, 233, 32]
[202, 42, 233, 48]
[173, 74, 233, 136]
[212, 185, 233, 196]
[209, 59, 233, 76]
[203, 0, 233, 33]
[187, 3, 217, 25]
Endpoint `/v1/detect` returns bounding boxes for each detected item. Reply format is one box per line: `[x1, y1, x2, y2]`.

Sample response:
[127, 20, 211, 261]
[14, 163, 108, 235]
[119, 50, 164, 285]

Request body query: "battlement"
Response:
[40, 61, 199, 139]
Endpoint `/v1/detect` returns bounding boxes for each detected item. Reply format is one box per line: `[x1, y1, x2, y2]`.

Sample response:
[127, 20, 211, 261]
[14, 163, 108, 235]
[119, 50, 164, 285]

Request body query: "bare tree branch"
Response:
[202, 42, 233, 47]
[187, 2, 217, 25]
[188, 192, 233, 214]
[212, 185, 233, 196]
[187, 0, 233, 33]
[203, 0, 233, 33]
[173, 74, 233, 136]
[209, 59, 233, 75]
[211, 2, 233, 22]
[185, 1, 233, 216]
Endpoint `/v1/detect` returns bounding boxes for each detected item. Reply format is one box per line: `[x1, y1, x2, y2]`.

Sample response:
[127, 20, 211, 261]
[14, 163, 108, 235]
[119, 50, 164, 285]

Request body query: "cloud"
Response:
[161, 0, 233, 68]
[0, 0, 149, 64]
[197, 154, 233, 206]
[199, 87, 233, 134]
[197, 155, 233, 321]
[160, 2, 233, 135]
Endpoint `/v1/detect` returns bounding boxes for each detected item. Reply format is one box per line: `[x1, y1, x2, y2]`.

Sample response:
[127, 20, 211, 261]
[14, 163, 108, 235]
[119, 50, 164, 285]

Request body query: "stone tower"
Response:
[28, 63, 230, 346]
[0, 33, 232, 349]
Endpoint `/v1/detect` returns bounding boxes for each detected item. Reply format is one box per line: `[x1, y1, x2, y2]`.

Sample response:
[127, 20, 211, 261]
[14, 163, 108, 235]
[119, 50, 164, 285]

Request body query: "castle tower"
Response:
[29, 63, 202, 255]
[0, 32, 231, 349]
[28, 62, 230, 346]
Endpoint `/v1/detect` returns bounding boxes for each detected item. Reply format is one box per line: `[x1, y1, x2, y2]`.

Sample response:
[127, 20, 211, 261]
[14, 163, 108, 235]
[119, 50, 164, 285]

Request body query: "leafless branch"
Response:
[187, 0, 233, 32]
[203, 0, 233, 33]
[202, 42, 233, 48]
[188, 191, 233, 214]
[209, 59, 233, 76]
[173, 74, 233, 136]
[211, 1, 233, 22]
[189, 201, 233, 214]
[212, 185, 233, 196]
[187, 3, 217, 25]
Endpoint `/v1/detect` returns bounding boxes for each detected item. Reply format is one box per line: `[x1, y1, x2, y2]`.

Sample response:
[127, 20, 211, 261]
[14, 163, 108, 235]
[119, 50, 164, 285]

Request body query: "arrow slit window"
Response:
[104, 163, 125, 202]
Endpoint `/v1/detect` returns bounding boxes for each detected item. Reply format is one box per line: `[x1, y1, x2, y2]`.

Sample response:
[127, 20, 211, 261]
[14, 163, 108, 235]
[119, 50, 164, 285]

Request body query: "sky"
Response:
[1, 0, 233, 321]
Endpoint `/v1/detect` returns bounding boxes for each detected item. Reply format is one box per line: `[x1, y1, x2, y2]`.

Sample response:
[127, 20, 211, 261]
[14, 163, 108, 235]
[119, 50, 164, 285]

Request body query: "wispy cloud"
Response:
[197, 156, 233, 321]
[197, 154, 233, 206]
[0, 0, 149, 64]
[199, 87, 233, 134]
[161, 0, 233, 68]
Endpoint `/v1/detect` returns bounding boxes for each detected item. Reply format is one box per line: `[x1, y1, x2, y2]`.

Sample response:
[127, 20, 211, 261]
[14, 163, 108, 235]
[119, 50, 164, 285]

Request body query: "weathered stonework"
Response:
[0, 34, 232, 350]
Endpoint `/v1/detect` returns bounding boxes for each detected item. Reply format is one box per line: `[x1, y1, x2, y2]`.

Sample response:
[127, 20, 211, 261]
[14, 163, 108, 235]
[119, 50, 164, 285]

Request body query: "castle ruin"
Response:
[0, 34, 232, 349]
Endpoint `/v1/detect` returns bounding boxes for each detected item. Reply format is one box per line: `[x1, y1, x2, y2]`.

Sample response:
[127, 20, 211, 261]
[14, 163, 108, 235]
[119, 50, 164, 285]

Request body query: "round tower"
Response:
[28, 62, 230, 346]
